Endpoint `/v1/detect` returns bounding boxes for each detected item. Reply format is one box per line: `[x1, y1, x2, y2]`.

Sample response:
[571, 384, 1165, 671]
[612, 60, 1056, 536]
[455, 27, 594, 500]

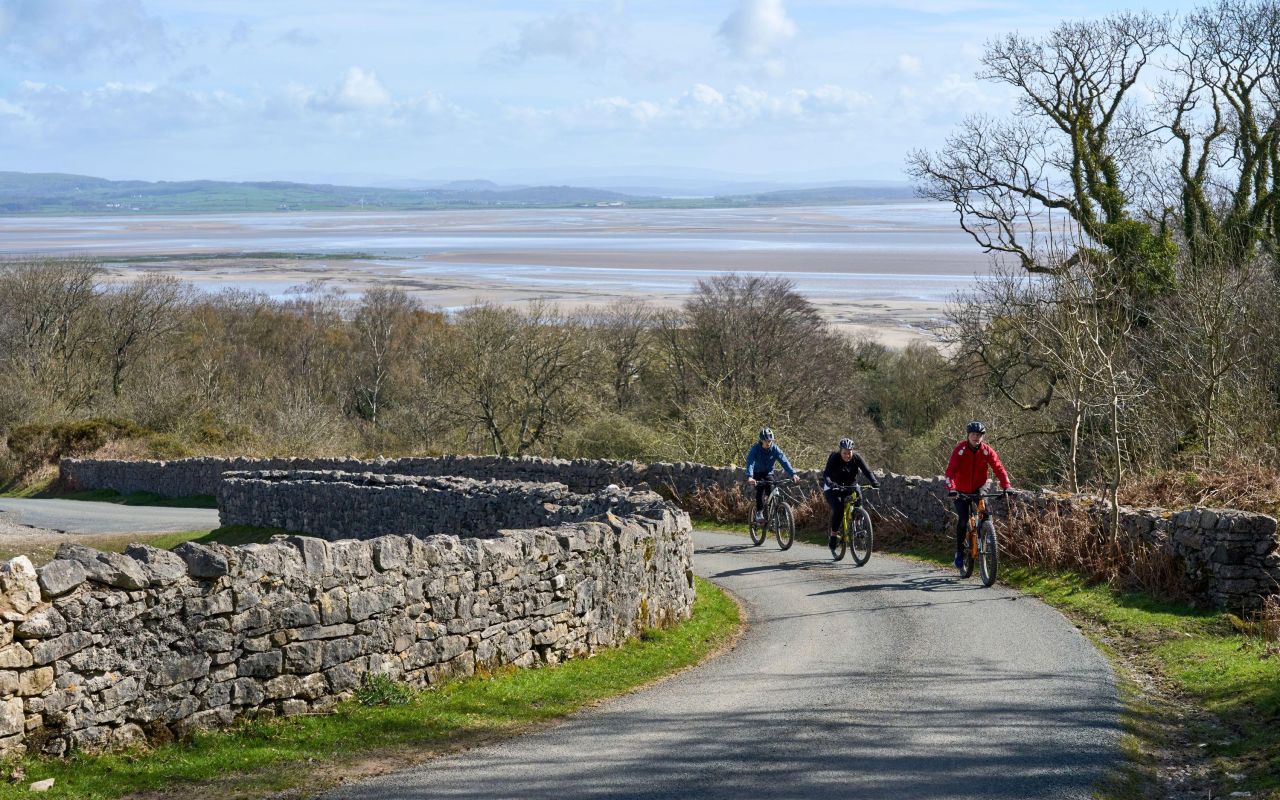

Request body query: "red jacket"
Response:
[945, 441, 1011, 494]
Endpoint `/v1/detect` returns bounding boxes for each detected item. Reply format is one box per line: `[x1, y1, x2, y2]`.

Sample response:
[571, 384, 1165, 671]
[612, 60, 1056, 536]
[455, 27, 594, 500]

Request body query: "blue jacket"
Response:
[746, 442, 796, 478]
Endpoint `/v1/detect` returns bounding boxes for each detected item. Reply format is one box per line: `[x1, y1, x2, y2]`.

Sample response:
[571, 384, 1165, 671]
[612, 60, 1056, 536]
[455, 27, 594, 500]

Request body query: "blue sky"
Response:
[0, 0, 1203, 185]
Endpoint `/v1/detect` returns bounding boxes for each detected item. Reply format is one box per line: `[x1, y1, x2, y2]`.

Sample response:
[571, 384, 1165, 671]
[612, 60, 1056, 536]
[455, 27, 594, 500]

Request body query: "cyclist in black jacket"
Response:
[822, 437, 879, 549]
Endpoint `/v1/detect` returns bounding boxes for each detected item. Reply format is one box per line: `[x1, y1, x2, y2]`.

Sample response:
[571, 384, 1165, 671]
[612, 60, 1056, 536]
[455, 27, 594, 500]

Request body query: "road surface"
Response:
[323, 528, 1120, 800]
[0, 498, 219, 534]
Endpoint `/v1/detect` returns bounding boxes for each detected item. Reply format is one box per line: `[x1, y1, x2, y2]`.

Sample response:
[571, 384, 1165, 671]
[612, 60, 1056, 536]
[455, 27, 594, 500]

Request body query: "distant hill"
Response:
[0, 172, 639, 214]
[0, 171, 922, 215]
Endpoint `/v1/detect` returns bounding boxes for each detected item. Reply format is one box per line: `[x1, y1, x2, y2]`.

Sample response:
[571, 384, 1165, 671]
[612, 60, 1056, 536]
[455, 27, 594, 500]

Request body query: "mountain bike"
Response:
[955, 491, 1003, 586]
[747, 476, 797, 551]
[828, 483, 876, 566]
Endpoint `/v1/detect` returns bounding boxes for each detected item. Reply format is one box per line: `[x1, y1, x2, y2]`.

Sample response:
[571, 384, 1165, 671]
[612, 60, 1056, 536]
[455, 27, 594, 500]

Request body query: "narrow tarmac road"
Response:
[0, 498, 219, 534]
[323, 529, 1120, 800]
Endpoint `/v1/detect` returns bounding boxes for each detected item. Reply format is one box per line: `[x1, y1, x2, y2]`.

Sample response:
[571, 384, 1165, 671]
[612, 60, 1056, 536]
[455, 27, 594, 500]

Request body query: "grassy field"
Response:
[0, 576, 739, 800]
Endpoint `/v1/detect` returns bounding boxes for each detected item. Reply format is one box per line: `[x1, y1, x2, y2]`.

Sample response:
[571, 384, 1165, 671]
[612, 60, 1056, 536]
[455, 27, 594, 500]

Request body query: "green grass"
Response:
[0, 576, 739, 800]
[36, 488, 217, 508]
[999, 567, 1280, 798]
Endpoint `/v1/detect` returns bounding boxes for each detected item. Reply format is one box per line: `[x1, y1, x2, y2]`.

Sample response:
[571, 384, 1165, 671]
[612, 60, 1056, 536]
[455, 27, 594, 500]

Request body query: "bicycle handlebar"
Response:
[952, 490, 1008, 499]
[828, 483, 877, 491]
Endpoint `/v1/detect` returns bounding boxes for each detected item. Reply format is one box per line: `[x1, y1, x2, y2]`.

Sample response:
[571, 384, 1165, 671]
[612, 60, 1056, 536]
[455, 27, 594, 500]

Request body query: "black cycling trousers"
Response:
[954, 496, 974, 551]
[825, 489, 854, 533]
[753, 472, 772, 511]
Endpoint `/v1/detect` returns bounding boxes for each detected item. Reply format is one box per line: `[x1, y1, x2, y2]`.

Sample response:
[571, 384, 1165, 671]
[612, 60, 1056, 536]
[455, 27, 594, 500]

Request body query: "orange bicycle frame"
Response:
[967, 498, 987, 558]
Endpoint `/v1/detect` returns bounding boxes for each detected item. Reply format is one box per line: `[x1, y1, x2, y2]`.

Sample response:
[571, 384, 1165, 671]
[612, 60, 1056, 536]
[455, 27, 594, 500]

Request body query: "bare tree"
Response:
[100, 274, 188, 397]
[0, 258, 105, 410]
[1145, 249, 1267, 461]
[350, 287, 421, 428]
[907, 12, 1177, 289]
[444, 303, 596, 456]
[590, 299, 655, 411]
[1161, 0, 1280, 267]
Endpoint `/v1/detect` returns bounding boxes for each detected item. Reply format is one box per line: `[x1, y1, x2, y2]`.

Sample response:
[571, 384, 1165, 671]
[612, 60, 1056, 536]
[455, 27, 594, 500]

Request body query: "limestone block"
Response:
[172, 542, 229, 579]
[0, 557, 42, 616]
[123, 544, 187, 584]
[53, 545, 149, 591]
[15, 608, 67, 640]
[0, 697, 24, 736]
[30, 632, 92, 666]
[36, 560, 86, 598]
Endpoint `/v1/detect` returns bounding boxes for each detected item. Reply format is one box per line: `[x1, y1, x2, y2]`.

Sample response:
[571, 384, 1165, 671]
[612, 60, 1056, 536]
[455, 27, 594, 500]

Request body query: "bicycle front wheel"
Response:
[979, 520, 999, 586]
[748, 510, 766, 546]
[774, 503, 795, 550]
[959, 531, 976, 578]
[849, 507, 873, 567]
[830, 526, 847, 560]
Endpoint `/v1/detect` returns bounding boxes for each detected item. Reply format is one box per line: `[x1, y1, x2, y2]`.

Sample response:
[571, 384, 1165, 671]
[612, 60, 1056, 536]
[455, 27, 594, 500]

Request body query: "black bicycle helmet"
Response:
[759, 427, 775, 442]
[966, 420, 987, 434]
[838, 437, 855, 450]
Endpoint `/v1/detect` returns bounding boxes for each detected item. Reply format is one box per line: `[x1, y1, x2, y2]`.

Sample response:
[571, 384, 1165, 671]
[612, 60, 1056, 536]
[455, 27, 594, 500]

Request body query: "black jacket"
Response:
[822, 451, 877, 490]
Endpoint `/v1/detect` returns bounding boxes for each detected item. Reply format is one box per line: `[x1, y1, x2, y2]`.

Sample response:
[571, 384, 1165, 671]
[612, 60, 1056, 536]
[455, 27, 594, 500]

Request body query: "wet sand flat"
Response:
[1, 204, 991, 345]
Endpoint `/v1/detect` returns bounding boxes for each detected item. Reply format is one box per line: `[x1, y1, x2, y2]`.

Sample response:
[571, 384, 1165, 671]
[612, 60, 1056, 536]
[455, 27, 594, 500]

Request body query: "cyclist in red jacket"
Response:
[945, 421, 1012, 569]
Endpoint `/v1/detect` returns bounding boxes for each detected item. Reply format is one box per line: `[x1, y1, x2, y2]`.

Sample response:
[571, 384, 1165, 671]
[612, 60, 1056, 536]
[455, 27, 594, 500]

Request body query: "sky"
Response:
[0, 0, 1205, 186]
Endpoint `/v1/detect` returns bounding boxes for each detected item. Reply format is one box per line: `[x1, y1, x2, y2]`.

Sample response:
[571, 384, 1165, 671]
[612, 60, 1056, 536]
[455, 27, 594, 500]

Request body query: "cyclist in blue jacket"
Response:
[745, 427, 799, 523]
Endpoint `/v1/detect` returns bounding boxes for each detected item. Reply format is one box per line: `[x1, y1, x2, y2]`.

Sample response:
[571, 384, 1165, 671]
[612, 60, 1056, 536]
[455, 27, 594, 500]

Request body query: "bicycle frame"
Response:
[958, 491, 1002, 555]
[956, 491, 1003, 585]
[841, 485, 865, 530]
[966, 498, 988, 559]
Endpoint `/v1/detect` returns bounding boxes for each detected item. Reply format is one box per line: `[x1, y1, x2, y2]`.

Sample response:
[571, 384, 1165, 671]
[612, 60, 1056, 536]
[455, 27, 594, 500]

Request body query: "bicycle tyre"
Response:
[849, 507, 873, 567]
[775, 502, 795, 550]
[959, 530, 975, 578]
[979, 520, 999, 587]
[831, 503, 849, 560]
[748, 509, 766, 546]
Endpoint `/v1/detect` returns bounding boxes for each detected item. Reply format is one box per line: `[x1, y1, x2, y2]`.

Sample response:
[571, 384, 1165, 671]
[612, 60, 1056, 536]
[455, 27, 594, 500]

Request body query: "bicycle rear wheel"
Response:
[849, 507, 873, 567]
[774, 503, 795, 550]
[979, 520, 999, 586]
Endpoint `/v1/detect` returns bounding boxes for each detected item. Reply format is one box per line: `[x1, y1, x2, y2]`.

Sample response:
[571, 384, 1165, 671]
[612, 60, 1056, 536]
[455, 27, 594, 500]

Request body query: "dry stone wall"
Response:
[216, 471, 667, 541]
[61, 454, 788, 500]
[864, 473, 1280, 611]
[62, 454, 1280, 609]
[0, 480, 694, 759]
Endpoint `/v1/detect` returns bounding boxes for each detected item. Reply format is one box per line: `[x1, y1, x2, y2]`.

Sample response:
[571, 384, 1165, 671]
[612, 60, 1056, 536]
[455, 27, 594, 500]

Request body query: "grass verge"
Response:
[0, 576, 739, 800]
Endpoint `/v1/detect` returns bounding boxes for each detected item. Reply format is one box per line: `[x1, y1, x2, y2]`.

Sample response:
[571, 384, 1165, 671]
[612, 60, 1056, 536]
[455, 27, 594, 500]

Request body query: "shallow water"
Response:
[0, 204, 992, 341]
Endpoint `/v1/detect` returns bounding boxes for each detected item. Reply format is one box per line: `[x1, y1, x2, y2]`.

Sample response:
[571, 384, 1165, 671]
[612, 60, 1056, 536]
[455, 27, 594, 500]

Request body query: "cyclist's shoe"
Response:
[753, 511, 764, 524]
[953, 551, 965, 569]
[828, 533, 840, 554]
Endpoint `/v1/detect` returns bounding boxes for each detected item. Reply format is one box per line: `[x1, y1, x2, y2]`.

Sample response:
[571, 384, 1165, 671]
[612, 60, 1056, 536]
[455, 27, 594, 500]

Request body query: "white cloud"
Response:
[225, 19, 251, 49]
[502, 11, 619, 63]
[2, 79, 246, 139]
[509, 82, 871, 132]
[0, 0, 175, 70]
[0, 67, 470, 143]
[717, 0, 797, 59]
[897, 54, 923, 76]
[306, 67, 392, 114]
[276, 27, 319, 47]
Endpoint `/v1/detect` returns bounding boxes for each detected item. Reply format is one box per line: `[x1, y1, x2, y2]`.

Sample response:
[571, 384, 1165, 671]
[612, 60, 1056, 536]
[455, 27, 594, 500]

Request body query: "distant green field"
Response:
[0, 170, 918, 215]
